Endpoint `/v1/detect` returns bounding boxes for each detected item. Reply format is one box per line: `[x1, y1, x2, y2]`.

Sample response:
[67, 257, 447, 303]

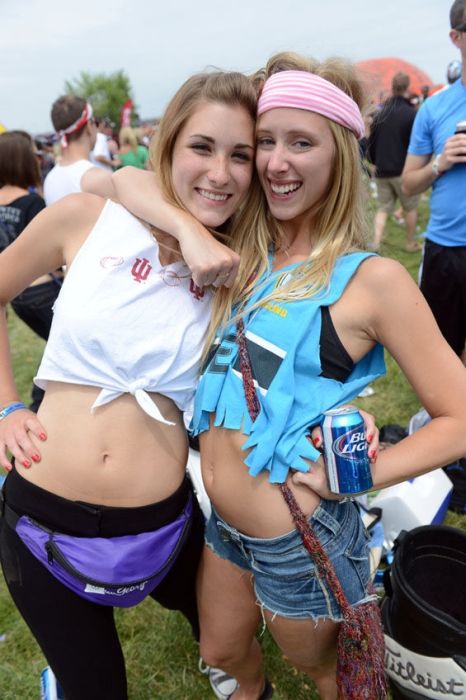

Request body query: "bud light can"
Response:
[321, 407, 373, 495]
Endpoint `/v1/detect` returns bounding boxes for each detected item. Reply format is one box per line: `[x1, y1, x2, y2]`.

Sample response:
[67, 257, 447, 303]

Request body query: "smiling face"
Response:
[255, 107, 335, 233]
[170, 101, 255, 228]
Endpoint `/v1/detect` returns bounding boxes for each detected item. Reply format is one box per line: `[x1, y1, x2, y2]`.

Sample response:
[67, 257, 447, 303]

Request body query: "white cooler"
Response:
[370, 468, 453, 550]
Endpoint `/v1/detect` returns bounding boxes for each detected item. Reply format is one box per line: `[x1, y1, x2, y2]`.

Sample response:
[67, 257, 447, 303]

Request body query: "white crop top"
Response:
[35, 199, 213, 424]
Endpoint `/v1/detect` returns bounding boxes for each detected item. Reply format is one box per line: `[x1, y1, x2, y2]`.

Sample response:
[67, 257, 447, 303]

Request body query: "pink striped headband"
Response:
[257, 70, 365, 140]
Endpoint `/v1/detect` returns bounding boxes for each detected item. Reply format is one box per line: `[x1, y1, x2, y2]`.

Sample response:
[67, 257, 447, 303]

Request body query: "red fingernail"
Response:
[22, 459, 31, 468]
[4, 464, 12, 472]
[369, 449, 377, 460]
[39, 433, 46, 441]
[31, 453, 40, 462]
[312, 437, 321, 447]
[367, 433, 373, 444]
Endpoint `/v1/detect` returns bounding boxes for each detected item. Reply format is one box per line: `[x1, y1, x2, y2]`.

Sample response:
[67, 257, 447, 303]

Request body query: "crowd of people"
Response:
[362, 56, 464, 256]
[0, 1, 465, 699]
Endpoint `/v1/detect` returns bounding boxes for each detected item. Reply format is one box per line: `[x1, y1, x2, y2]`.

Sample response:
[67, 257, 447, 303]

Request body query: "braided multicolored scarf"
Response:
[236, 318, 387, 699]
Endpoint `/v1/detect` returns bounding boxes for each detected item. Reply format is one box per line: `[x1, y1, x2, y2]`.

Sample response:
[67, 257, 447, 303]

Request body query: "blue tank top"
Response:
[192, 252, 386, 483]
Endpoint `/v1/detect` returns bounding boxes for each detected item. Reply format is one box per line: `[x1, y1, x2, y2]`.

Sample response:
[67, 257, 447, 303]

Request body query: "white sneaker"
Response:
[199, 658, 238, 699]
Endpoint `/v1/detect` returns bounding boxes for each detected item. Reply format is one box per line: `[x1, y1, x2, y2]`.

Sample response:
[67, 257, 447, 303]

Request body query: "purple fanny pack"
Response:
[3, 494, 192, 607]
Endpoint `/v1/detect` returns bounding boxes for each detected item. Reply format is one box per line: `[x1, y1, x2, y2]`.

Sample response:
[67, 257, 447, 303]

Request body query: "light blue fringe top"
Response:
[192, 252, 385, 483]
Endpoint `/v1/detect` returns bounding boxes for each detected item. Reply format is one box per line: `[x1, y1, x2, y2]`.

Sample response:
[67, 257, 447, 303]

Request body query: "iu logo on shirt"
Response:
[131, 257, 152, 283]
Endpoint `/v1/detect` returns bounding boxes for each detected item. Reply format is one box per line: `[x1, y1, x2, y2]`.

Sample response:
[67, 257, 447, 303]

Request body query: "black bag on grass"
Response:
[381, 525, 466, 699]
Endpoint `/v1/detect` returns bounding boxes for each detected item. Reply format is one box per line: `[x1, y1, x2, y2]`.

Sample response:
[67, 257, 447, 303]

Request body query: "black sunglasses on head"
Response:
[454, 22, 466, 31]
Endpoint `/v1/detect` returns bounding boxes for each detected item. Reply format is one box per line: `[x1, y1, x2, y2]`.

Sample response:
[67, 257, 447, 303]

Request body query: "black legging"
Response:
[0, 469, 204, 700]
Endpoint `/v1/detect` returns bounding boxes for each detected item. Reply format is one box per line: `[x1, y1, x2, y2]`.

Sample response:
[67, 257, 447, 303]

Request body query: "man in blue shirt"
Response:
[403, 0, 466, 358]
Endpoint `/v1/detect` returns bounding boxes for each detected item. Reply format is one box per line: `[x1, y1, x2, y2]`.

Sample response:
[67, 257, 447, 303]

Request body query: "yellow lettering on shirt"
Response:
[265, 302, 288, 318]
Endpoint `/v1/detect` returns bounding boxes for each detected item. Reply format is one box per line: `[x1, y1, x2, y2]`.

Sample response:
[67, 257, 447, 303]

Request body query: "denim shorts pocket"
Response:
[308, 504, 343, 554]
[248, 540, 316, 582]
[344, 516, 371, 594]
[248, 503, 343, 581]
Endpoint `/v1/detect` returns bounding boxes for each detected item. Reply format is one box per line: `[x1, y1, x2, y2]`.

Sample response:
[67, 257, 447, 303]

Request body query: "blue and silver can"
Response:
[321, 406, 373, 495]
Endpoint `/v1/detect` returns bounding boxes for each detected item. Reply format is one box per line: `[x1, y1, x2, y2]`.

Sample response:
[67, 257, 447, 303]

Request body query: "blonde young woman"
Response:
[0, 71, 258, 700]
[109, 53, 466, 700]
[117, 126, 149, 169]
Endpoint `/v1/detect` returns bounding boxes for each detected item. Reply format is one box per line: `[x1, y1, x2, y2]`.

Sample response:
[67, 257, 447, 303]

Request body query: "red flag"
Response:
[120, 99, 133, 128]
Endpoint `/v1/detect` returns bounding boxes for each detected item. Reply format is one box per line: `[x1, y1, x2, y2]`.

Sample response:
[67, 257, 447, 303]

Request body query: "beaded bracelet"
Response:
[0, 402, 27, 421]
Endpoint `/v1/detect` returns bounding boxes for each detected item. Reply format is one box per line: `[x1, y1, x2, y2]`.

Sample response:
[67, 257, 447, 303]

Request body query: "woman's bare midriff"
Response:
[15, 382, 188, 507]
[200, 422, 321, 539]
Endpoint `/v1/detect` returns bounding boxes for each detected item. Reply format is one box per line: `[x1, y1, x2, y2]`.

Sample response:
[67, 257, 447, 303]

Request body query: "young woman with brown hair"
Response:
[0, 71, 258, 700]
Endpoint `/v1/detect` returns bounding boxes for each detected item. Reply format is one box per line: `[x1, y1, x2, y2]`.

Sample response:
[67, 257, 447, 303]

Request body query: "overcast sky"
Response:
[1, 0, 459, 134]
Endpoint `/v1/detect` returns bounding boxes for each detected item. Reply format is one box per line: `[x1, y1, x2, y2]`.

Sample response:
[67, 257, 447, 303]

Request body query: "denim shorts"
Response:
[205, 498, 371, 621]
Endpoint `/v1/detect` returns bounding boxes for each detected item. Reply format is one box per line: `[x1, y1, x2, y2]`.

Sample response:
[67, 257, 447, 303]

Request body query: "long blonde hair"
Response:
[206, 52, 370, 349]
[119, 126, 139, 151]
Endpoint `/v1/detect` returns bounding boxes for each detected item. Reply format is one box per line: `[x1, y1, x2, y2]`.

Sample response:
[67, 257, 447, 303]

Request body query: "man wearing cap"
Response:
[43, 96, 97, 206]
[402, 0, 466, 360]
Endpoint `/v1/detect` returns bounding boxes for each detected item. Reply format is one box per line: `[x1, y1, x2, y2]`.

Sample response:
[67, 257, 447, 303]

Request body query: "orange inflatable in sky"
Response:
[356, 57, 434, 101]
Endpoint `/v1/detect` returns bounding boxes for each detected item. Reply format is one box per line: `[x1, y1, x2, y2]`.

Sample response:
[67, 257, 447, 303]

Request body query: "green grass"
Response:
[1, 198, 465, 699]
[351, 194, 431, 427]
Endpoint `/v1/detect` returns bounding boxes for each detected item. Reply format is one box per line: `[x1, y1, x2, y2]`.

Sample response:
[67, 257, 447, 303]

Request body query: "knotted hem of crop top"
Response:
[34, 377, 176, 426]
[93, 385, 176, 425]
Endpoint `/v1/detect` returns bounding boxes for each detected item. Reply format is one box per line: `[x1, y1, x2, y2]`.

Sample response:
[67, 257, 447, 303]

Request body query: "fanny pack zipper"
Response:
[44, 514, 191, 590]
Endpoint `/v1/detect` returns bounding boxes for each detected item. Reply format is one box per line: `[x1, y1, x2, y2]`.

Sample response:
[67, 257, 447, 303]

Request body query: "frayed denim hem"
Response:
[254, 586, 377, 625]
[255, 593, 345, 624]
[204, 536, 250, 572]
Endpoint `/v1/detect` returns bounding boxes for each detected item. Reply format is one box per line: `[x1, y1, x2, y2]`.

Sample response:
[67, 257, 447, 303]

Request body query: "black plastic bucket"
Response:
[381, 525, 466, 699]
